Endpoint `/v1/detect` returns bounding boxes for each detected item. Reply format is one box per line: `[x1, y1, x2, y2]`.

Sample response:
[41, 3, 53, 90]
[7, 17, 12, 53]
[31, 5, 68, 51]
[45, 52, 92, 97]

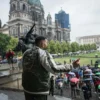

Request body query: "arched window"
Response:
[12, 4, 16, 11]
[23, 4, 26, 11]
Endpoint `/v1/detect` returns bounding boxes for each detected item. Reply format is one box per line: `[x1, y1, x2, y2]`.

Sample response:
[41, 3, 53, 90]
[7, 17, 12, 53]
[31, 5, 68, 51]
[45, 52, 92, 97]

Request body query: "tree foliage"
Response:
[7, 37, 18, 51]
[0, 33, 11, 53]
[0, 33, 18, 57]
[47, 40, 97, 53]
[56, 41, 62, 53]
[0, 33, 97, 56]
[48, 40, 57, 53]
[71, 42, 79, 52]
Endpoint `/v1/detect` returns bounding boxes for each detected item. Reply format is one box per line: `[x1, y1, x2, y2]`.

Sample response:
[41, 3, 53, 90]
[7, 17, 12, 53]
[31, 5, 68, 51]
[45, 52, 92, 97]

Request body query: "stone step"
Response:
[0, 72, 22, 85]
[0, 64, 18, 71]
[0, 68, 22, 77]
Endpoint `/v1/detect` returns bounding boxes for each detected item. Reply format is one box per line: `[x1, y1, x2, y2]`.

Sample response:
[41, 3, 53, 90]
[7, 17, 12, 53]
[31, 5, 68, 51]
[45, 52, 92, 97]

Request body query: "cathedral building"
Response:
[0, 0, 71, 42]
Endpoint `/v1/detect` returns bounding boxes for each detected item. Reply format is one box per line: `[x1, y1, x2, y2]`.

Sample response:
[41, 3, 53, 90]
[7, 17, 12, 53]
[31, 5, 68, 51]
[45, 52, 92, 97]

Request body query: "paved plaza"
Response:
[0, 90, 71, 100]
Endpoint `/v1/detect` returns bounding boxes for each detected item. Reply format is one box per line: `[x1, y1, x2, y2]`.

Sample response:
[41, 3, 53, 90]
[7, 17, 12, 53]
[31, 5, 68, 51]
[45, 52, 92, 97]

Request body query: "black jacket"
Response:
[22, 46, 70, 95]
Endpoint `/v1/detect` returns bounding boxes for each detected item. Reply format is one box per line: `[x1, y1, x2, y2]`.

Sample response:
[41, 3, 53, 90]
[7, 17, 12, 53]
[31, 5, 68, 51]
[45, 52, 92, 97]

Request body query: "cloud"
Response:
[41, 0, 100, 41]
[0, 0, 9, 24]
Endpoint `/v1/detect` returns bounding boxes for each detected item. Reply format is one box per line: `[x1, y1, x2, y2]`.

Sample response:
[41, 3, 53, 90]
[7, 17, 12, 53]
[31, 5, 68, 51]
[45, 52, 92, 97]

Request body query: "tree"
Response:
[90, 43, 97, 50]
[56, 41, 62, 53]
[71, 42, 79, 52]
[47, 42, 51, 53]
[0, 33, 11, 53]
[87, 44, 91, 50]
[80, 45, 85, 51]
[66, 42, 71, 52]
[61, 41, 68, 53]
[48, 40, 57, 53]
[7, 37, 18, 51]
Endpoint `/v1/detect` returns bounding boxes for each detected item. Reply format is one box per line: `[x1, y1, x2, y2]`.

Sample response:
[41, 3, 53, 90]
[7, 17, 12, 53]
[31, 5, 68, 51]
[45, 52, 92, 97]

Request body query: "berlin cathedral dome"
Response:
[28, 0, 41, 6]
[1, 0, 70, 42]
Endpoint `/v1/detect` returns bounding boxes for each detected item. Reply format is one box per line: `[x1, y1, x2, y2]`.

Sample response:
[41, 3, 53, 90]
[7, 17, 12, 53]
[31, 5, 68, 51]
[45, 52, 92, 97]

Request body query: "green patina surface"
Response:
[28, 0, 41, 6]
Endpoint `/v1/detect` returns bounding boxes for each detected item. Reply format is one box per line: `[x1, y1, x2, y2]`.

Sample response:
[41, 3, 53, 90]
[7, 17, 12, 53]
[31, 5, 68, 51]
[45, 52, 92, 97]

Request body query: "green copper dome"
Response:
[47, 13, 51, 18]
[58, 9, 65, 13]
[28, 0, 41, 6]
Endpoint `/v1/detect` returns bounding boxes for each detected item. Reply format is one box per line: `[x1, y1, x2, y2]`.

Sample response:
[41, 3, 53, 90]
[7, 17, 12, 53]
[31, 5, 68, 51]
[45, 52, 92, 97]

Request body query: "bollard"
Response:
[91, 60, 93, 65]
[17, 78, 19, 89]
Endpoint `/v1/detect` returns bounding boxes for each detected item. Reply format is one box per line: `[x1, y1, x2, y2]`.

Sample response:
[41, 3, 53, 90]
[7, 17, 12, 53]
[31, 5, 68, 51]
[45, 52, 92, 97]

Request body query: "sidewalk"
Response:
[0, 63, 18, 70]
[0, 89, 71, 100]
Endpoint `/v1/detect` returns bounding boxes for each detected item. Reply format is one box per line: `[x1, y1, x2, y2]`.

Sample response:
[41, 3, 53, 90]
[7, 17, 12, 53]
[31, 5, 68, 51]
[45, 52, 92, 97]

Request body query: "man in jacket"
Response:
[22, 36, 71, 100]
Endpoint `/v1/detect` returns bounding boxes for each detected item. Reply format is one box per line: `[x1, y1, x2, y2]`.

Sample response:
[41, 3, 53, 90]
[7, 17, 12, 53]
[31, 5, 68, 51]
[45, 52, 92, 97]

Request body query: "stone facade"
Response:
[0, 0, 70, 42]
[76, 35, 100, 48]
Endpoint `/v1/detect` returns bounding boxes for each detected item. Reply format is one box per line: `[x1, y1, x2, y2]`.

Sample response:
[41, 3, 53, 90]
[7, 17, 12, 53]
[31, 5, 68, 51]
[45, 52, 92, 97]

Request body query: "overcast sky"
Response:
[0, 0, 100, 41]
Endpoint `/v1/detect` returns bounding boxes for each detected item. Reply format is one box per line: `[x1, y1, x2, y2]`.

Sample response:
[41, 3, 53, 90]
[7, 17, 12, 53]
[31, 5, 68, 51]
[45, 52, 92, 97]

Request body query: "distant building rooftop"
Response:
[58, 9, 65, 13]
[77, 34, 100, 39]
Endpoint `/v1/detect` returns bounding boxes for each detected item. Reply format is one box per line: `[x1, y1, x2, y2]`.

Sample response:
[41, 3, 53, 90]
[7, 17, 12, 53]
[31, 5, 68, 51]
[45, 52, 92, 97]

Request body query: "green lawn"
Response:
[54, 51, 100, 66]
[54, 57, 99, 66]
[77, 51, 100, 57]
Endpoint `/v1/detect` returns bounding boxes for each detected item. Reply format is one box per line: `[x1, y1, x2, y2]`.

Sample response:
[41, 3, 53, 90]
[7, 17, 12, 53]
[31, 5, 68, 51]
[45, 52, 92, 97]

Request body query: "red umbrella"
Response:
[70, 78, 79, 83]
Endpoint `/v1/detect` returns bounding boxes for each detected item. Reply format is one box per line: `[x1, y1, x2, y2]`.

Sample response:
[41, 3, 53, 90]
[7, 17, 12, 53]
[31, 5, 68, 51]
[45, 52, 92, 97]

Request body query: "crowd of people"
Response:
[49, 62, 100, 100]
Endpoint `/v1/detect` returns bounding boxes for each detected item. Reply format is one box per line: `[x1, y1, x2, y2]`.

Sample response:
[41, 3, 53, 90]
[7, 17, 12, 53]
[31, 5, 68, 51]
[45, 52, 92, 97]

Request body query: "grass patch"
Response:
[54, 57, 99, 66]
[77, 51, 100, 57]
[54, 51, 100, 66]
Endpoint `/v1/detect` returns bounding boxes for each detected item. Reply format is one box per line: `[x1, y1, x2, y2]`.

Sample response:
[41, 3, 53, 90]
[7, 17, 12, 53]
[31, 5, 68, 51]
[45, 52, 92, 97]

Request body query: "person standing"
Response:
[70, 82, 77, 99]
[22, 36, 71, 100]
[6, 49, 14, 70]
[82, 82, 90, 100]
[49, 76, 55, 96]
[86, 81, 92, 98]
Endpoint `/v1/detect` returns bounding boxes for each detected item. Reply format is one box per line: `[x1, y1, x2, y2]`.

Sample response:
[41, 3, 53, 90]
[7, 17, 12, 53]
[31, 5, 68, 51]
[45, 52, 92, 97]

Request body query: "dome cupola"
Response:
[28, 0, 41, 6]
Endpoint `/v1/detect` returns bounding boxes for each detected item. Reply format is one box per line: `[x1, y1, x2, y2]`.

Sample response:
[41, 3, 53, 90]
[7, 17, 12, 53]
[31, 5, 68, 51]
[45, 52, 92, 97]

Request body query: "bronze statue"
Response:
[14, 24, 38, 53]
